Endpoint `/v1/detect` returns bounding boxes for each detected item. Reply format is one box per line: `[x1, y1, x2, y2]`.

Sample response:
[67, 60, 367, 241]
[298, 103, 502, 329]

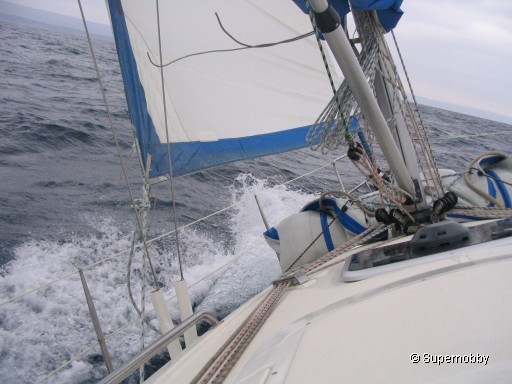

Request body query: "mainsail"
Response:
[107, 0, 343, 178]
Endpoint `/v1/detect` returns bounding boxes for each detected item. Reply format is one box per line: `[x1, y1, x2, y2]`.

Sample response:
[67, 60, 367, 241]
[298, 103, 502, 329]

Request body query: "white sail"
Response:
[107, 0, 342, 178]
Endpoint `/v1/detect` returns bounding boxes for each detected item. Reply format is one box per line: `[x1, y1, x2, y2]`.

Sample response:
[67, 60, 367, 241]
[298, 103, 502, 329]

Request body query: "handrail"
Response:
[99, 311, 219, 384]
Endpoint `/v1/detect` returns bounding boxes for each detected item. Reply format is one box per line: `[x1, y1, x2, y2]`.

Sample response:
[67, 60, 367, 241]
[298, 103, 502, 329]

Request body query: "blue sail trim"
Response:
[293, 0, 403, 32]
[108, 0, 160, 176]
[320, 211, 335, 251]
[152, 125, 314, 177]
[291, 0, 351, 28]
[108, 0, 314, 178]
[350, 0, 403, 32]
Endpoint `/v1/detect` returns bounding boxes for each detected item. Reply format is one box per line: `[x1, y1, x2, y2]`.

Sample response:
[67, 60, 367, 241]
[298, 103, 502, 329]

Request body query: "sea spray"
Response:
[0, 174, 318, 383]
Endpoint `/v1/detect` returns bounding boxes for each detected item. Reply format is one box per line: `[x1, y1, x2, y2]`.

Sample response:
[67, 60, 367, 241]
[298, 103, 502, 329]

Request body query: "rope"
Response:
[284, 213, 343, 273]
[320, 189, 376, 216]
[368, 12, 443, 201]
[198, 222, 390, 383]
[307, 11, 381, 153]
[303, 223, 389, 274]
[390, 30, 443, 198]
[36, 341, 99, 383]
[155, 0, 185, 281]
[199, 280, 291, 384]
[350, 149, 414, 221]
[464, 151, 508, 209]
[304, 1, 354, 147]
[0, 270, 78, 307]
[305, 3, 338, 96]
[147, 13, 314, 68]
[306, 10, 450, 208]
[450, 208, 512, 219]
[77, 0, 159, 289]
[126, 230, 158, 333]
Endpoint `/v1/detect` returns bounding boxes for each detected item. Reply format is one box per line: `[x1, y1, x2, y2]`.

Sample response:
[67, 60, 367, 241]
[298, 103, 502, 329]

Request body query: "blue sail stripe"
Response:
[152, 125, 314, 177]
[108, 0, 160, 176]
[108, 0, 314, 178]
[292, 0, 403, 32]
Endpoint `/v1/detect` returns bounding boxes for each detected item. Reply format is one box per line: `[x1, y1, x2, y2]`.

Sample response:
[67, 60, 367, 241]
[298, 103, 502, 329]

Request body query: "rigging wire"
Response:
[77, 0, 160, 290]
[390, 29, 444, 197]
[304, 0, 355, 148]
[155, 0, 185, 280]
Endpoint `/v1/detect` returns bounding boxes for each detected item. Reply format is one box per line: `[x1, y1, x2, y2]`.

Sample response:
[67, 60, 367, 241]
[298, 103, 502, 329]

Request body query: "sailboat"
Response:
[76, 0, 512, 383]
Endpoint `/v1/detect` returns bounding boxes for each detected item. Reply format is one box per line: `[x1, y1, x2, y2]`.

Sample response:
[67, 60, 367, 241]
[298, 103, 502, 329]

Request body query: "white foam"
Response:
[0, 174, 315, 382]
[197, 174, 316, 317]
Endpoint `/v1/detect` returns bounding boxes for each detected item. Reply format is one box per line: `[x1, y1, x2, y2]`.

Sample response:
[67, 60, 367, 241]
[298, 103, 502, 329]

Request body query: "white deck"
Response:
[148, 233, 512, 384]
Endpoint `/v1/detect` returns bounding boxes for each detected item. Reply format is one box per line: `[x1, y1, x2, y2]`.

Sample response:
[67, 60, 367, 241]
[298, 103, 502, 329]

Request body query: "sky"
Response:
[4, 0, 512, 122]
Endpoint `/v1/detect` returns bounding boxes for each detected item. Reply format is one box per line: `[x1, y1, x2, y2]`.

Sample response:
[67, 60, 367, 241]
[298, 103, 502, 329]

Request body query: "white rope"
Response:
[0, 270, 78, 307]
[155, 0, 185, 281]
[390, 30, 443, 197]
[306, 10, 450, 207]
[0, 153, 350, 309]
[464, 151, 508, 209]
[36, 341, 99, 383]
[303, 223, 390, 274]
[32, 239, 264, 383]
[450, 208, 512, 219]
[77, 0, 159, 289]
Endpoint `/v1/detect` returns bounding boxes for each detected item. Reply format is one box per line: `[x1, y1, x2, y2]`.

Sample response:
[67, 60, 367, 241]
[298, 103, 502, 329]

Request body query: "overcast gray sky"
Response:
[6, 0, 512, 122]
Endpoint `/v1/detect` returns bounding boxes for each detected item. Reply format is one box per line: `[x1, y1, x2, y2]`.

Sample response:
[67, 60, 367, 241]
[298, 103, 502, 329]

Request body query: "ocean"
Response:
[1, 20, 511, 383]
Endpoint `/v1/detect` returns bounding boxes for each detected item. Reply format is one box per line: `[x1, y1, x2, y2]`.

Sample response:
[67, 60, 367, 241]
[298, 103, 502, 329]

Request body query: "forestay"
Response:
[107, 0, 342, 178]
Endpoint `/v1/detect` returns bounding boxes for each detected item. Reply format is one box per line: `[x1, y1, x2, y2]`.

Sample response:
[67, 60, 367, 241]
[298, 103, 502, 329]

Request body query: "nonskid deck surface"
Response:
[148, 221, 512, 384]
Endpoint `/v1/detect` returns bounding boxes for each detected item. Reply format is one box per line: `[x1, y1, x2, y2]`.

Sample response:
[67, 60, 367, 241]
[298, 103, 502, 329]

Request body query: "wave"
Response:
[2, 18, 512, 383]
[0, 175, 315, 383]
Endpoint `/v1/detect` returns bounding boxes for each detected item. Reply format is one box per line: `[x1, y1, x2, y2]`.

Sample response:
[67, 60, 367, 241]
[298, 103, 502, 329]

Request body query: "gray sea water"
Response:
[1, 19, 511, 383]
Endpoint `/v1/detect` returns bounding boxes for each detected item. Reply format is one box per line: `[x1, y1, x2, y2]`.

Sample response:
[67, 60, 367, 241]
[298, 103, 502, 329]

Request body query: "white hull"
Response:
[146, 219, 512, 384]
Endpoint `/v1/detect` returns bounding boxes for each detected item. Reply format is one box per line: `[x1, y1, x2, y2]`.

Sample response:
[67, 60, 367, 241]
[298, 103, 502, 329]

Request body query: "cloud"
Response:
[5, 0, 511, 120]
[392, 0, 512, 119]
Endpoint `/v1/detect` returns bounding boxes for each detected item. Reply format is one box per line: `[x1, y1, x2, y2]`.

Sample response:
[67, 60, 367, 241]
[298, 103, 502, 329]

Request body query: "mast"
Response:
[372, 37, 428, 210]
[309, 0, 425, 207]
